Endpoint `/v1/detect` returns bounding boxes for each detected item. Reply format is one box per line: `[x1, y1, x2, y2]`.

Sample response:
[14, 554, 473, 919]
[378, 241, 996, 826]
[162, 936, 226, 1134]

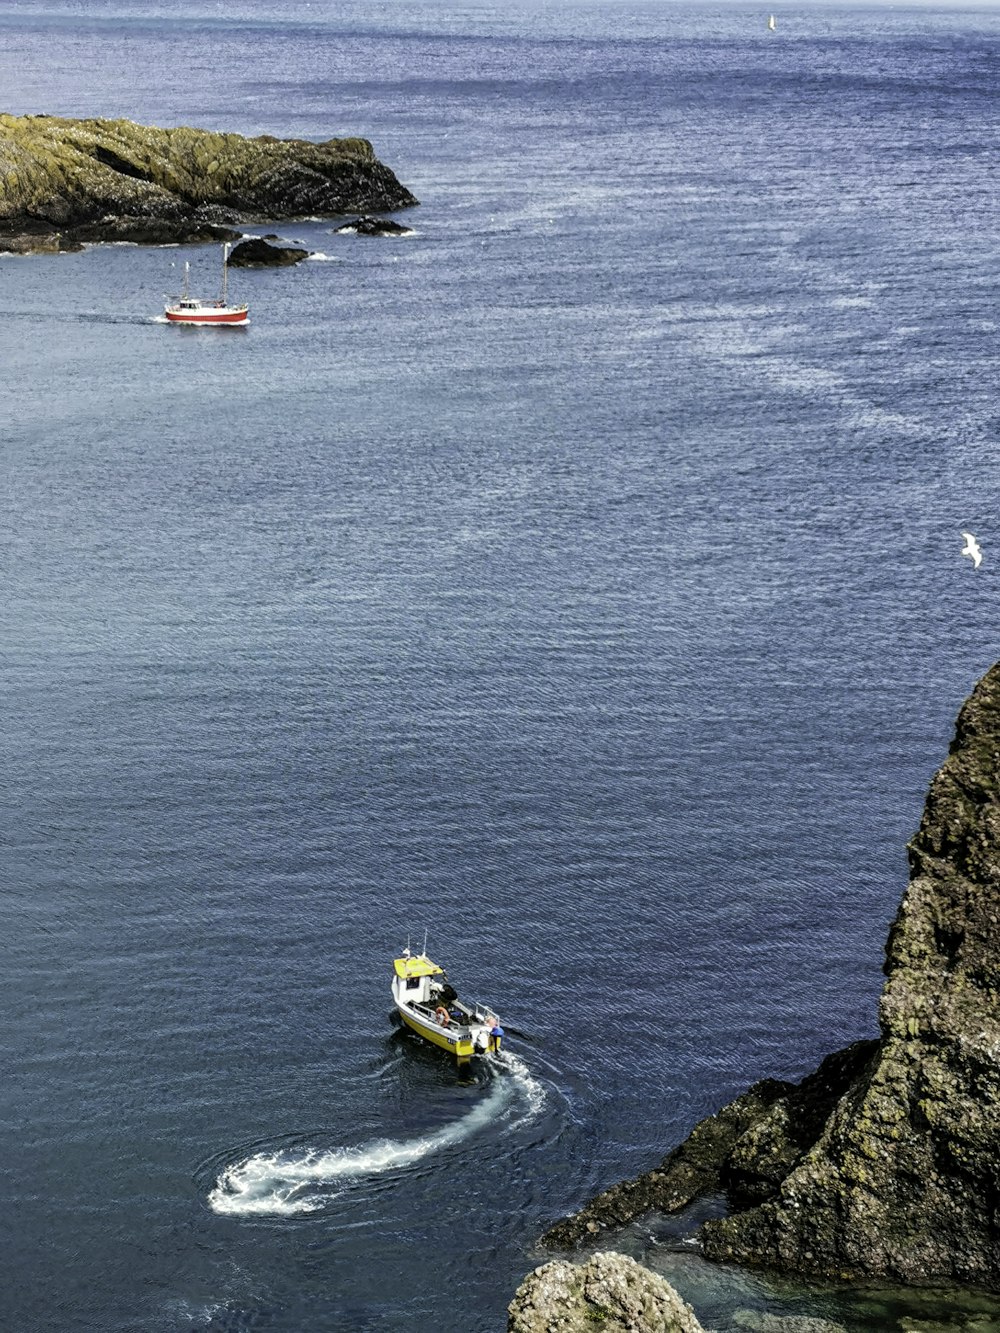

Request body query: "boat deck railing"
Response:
[408, 998, 482, 1034]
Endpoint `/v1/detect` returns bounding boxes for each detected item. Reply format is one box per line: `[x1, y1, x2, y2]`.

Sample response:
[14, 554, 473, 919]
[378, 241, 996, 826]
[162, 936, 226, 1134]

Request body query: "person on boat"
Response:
[434, 1005, 450, 1026]
[488, 1021, 504, 1053]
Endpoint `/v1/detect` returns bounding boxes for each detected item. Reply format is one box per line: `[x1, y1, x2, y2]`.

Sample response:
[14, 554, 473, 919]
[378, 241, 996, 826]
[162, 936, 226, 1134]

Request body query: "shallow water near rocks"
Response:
[4, 1, 1000, 1330]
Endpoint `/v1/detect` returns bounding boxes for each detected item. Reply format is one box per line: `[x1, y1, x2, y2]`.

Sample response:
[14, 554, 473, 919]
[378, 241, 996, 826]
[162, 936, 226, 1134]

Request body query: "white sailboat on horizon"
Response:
[767, 13, 776, 30]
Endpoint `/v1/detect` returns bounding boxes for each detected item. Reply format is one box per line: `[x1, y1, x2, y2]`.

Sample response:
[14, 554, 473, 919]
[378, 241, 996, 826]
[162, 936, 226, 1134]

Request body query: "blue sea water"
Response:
[4, 1, 1000, 1329]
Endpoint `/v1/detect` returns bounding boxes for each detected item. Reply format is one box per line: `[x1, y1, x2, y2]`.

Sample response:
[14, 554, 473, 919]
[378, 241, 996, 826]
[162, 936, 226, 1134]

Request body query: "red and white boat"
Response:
[164, 243, 249, 325]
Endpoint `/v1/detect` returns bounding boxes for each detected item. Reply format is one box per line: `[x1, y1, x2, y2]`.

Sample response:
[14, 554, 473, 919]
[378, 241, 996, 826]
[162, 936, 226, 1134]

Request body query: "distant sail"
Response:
[767, 13, 776, 29]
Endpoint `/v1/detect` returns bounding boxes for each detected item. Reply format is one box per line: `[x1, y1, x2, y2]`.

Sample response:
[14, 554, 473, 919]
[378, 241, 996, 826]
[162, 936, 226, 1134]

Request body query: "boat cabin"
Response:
[391, 950, 503, 1060]
[393, 952, 445, 1007]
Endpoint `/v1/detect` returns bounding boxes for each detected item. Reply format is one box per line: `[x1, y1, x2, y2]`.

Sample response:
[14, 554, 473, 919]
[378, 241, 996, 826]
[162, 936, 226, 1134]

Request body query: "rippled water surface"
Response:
[3, 1, 1000, 1329]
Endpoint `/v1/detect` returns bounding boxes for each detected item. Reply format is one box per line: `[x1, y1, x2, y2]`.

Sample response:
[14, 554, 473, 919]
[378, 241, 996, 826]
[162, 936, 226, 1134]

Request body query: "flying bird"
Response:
[961, 532, 983, 569]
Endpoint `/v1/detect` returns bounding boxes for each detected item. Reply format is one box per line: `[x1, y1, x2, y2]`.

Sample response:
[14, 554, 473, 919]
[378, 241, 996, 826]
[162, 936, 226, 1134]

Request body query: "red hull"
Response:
[165, 307, 248, 324]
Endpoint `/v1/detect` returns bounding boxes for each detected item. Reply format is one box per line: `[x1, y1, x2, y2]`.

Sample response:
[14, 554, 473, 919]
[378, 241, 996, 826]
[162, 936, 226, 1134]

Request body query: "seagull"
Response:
[961, 532, 983, 569]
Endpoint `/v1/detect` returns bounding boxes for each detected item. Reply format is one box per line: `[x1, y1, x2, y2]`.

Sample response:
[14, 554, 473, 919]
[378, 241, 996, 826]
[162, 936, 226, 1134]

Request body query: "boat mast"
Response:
[221, 243, 230, 305]
[182, 260, 190, 299]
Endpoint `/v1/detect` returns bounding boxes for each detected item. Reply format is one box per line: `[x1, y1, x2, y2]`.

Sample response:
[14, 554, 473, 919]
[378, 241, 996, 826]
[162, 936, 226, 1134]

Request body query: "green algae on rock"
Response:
[543, 663, 1000, 1292]
[0, 113, 417, 252]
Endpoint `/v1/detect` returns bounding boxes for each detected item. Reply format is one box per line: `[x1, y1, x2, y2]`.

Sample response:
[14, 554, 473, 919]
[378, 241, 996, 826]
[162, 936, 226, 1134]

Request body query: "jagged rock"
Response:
[543, 663, 1000, 1292]
[541, 1043, 876, 1249]
[718, 1041, 878, 1205]
[331, 213, 414, 236]
[541, 1080, 791, 1248]
[226, 237, 308, 267]
[508, 1252, 706, 1333]
[0, 113, 416, 252]
[68, 216, 239, 247]
[702, 663, 1000, 1287]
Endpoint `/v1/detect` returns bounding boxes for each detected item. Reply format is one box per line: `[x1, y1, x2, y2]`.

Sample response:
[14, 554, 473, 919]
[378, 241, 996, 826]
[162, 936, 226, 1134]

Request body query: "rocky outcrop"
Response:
[331, 213, 414, 236]
[508, 1253, 706, 1333]
[0, 113, 416, 252]
[226, 237, 308, 267]
[543, 663, 1000, 1291]
[542, 1043, 878, 1250]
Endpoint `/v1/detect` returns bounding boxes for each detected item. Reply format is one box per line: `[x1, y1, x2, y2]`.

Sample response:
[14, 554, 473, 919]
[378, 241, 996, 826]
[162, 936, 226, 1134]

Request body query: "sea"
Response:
[3, 1, 1000, 1329]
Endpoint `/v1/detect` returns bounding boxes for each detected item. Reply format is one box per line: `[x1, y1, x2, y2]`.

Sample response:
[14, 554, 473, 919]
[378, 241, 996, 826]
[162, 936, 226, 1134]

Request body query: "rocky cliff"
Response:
[0, 113, 416, 251]
[543, 663, 1000, 1291]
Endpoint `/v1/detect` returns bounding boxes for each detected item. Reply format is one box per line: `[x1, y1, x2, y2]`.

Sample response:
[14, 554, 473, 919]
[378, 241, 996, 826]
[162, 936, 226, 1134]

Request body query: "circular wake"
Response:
[207, 1053, 545, 1217]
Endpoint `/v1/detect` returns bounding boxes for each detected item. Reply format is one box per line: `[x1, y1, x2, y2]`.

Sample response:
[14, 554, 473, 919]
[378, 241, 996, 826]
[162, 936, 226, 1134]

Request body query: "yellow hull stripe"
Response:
[400, 1008, 475, 1059]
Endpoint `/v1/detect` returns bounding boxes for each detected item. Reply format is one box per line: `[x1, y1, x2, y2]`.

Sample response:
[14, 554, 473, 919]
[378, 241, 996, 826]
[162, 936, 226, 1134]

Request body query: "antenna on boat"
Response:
[422, 928, 428, 958]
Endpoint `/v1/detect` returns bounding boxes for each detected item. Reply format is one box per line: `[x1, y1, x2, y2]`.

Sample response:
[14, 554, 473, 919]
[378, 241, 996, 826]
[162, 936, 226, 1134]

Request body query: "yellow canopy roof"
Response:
[394, 954, 444, 979]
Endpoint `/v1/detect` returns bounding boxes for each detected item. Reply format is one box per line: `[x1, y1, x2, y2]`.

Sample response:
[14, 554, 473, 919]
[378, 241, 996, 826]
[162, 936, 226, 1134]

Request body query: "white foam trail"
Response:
[306, 252, 338, 262]
[491, 1049, 546, 1117]
[209, 1079, 512, 1216]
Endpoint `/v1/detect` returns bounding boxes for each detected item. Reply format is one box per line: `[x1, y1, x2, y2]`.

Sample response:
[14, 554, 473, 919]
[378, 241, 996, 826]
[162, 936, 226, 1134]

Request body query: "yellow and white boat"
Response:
[392, 949, 503, 1062]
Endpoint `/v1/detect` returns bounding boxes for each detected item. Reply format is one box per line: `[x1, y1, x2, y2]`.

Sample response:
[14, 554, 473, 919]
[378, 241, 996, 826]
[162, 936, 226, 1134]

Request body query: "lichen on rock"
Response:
[0, 113, 417, 252]
[508, 1252, 706, 1333]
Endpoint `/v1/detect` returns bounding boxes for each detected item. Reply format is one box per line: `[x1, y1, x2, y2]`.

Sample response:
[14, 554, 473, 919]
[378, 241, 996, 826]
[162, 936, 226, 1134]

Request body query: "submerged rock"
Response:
[543, 663, 1000, 1292]
[226, 237, 308, 267]
[508, 1252, 706, 1333]
[732, 1315, 848, 1333]
[0, 113, 417, 252]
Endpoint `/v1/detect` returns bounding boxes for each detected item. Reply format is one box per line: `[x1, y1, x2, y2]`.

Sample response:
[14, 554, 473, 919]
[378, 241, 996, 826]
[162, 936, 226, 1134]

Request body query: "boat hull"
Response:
[391, 952, 502, 1062]
[398, 1004, 477, 1059]
[165, 306, 248, 324]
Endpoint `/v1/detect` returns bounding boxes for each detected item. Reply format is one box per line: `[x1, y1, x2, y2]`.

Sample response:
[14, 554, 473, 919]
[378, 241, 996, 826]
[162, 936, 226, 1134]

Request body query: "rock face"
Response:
[544, 663, 1000, 1291]
[508, 1252, 706, 1333]
[541, 1042, 878, 1250]
[227, 237, 308, 267]
[0, 113, 417, 252]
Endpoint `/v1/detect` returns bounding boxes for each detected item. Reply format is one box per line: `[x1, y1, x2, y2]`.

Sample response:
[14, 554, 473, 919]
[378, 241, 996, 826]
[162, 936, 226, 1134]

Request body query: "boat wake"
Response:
[207, 1053, 546, 1217]
[489, 1048, 546, 1115]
